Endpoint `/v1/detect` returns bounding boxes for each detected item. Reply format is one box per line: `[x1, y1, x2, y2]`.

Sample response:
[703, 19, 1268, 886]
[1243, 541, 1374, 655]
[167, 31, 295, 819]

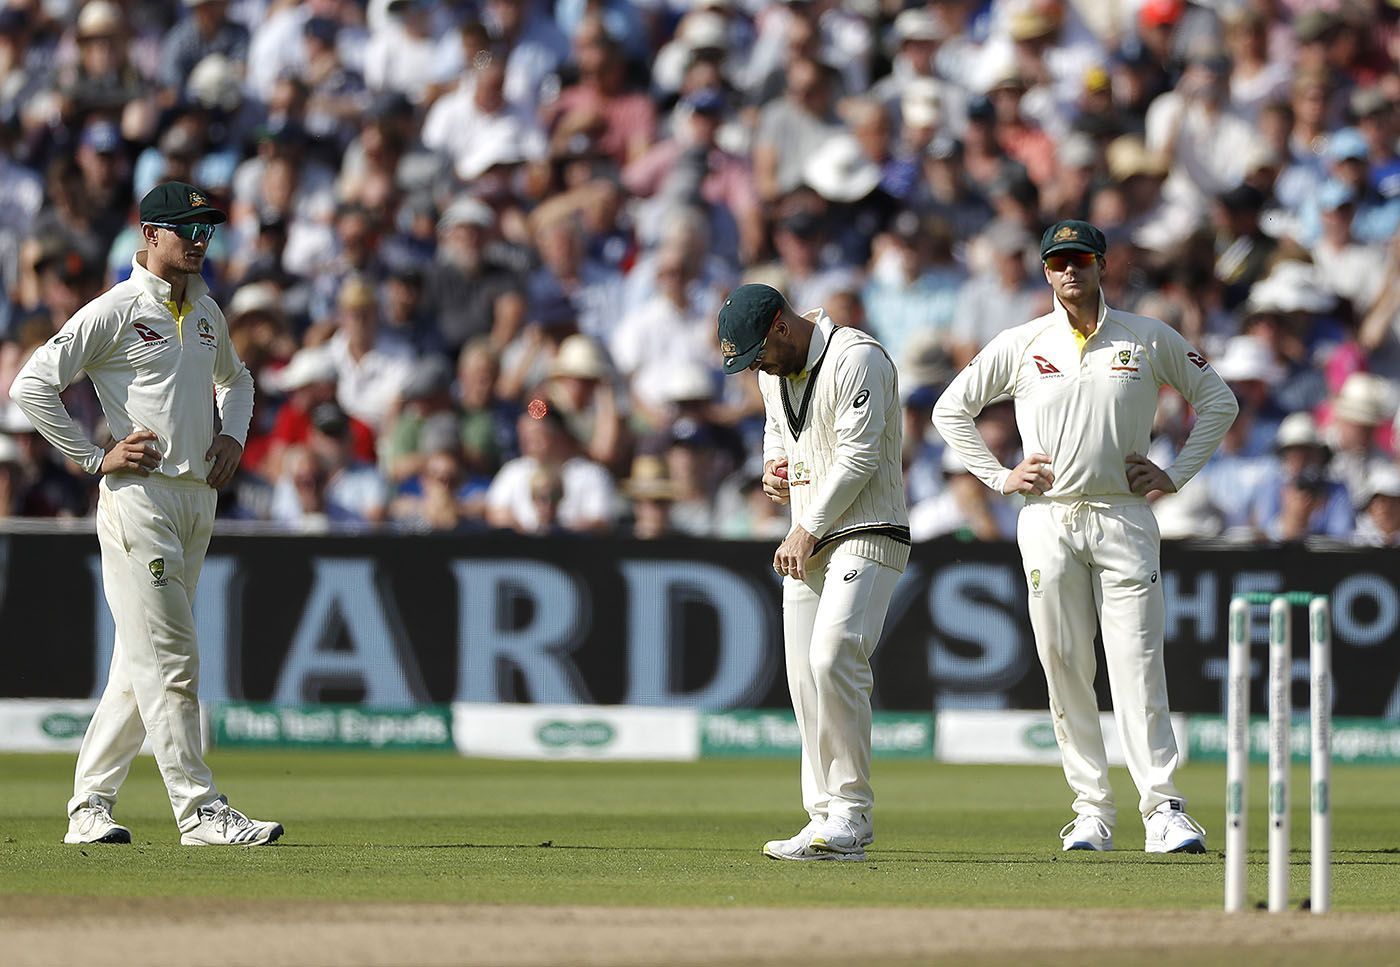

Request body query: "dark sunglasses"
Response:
[1044, 251, 1098, 272]
[146, 222, 218, 242]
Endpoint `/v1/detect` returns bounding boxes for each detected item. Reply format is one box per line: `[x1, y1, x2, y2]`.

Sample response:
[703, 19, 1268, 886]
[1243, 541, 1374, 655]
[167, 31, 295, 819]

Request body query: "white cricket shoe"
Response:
[180, 796, 284, 846]
[1060, 815, 1113, 851]
[64, 795, 131, 844]
[1144, 802, 1207, 854]
[808, 813, 872, 860]
[762, 817, 873, 861]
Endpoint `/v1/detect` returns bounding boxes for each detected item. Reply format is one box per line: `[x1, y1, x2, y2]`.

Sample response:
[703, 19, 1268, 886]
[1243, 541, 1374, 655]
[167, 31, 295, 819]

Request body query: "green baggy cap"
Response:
[139, 181, 228, 225]
[718, 284, 786, 375]
[1039, 219, 1106, 259]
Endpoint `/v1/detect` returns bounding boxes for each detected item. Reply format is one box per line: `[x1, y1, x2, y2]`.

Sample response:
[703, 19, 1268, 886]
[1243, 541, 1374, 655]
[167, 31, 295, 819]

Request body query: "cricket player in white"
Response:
[11, 182, 283, 847]
[933, 220, 1237, 853]
[719, 283, 908, 862]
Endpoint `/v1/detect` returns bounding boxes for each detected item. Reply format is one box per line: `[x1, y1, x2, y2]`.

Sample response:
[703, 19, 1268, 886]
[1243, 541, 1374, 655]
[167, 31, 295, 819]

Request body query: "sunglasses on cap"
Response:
[145, 222, 218, 242]
[1043, 251, 1098, 271]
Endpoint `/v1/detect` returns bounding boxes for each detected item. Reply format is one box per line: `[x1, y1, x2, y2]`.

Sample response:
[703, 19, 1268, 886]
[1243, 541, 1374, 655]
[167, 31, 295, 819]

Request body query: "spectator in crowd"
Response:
[1249, 412, 1354, 542]
[0, 0, 1395, 545]
[1326, 371, 1395, 503]
[1354, 464, 1400, 547]
[270, 402, 390, 530]
[908, 446, 1018, 542]
[378, 354, 458, 484]
[621, 453, 676, 540]
[544, 333, 628, 474]
[158, 0, 249, 107]
[323, 274, 417, 432]
[485, 399, 615, 534]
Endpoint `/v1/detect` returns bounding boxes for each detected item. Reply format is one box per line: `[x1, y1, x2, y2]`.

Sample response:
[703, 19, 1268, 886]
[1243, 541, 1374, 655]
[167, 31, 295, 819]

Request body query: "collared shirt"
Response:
[11, 253, 254, 480]
[327, 332, 417, 431]
[933, 292, 1239, 498]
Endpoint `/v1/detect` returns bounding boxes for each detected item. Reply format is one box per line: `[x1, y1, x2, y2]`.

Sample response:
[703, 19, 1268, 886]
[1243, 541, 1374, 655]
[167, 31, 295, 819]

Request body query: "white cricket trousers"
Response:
[1017, 497, 1184, 826]
[782, 550, 901, 824]
[69, 473, 220, 832]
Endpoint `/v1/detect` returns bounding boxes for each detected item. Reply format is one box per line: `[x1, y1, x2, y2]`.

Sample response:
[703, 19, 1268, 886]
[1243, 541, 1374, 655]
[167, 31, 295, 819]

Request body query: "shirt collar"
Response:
[131, 251, 208, 308]
[1051, 288, 1110, 335]
[792, 307, 832, 379]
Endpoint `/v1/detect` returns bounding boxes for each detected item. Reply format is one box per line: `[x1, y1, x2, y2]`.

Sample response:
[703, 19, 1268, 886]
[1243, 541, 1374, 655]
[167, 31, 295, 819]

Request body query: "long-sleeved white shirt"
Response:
[10, 253, 254, 482]
[761, 309, 908, 568]
[932, 294, 1238, 499]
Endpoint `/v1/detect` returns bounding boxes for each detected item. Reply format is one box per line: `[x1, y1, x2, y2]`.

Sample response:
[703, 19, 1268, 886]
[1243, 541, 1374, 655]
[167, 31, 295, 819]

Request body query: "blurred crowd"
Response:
[0, 0, 1398, 545]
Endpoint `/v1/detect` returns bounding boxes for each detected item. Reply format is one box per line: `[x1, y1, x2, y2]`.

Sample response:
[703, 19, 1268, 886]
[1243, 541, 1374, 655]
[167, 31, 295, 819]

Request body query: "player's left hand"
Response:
[1125, 452, 1176, 498]
[773, 525, 817, 581]
[206, 434, 244, 490]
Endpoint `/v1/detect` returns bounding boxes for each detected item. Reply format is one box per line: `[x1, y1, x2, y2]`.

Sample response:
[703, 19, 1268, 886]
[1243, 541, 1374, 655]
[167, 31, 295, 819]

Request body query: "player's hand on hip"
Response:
[1125, 452, 1176, 497]
[773, 524, 816, 581]
[100, 430, 161, 476]
[763, 457, 791, 505]
[205, 434, 244, 489]
[1003, 452, 1055, 495]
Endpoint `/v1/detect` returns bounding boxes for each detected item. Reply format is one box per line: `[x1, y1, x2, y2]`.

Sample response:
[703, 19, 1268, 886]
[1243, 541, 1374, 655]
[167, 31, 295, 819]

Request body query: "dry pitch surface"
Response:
[7, 896, 1400, 966]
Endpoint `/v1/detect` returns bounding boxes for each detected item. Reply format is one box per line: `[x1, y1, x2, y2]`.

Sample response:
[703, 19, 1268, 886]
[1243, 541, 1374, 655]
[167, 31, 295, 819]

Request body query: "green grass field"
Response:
[3, 752, 1399, 911]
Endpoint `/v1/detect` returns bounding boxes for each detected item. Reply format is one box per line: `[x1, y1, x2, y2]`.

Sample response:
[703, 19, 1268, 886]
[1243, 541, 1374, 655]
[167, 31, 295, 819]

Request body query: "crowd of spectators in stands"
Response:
[0, 0, 1397, 546]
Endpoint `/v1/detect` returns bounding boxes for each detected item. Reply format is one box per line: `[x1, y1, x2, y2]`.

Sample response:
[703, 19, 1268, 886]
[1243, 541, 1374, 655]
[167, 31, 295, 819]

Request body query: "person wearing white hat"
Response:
[1328, 371, 1396, 505]
[1354, 464, 1400, 546]
[157, 0, 249, 101]
[546, 333, 629, 473]
[1247, 411, 1354, 542]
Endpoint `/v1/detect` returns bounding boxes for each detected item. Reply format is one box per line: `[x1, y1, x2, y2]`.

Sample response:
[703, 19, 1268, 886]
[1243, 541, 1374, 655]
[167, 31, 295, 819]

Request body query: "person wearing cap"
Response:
[1297, 127, 1400, 247]
[270, 400, 389, 528]
[544, 332, 629, 474]
[1314, 180, 1388, 314]
[620, 86, 763, 265]
[1245, 411, 1353, 542]
[718, 282, 908, 861]
[10, 181, 283, 847]
[423, 196, 527, 356]
[933, 219, 1238, 854]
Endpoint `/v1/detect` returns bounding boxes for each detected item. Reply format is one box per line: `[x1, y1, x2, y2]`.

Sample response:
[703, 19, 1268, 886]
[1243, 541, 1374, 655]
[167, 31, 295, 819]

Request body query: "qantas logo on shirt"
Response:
[133, 323, 167, 343]
[1187, 351, 1210, 370]
[1032, 355, 1063, 377]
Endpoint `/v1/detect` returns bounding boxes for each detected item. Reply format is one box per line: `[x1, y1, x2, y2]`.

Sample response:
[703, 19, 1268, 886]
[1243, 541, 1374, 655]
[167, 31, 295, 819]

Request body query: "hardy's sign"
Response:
[1, 532, 1399, 716]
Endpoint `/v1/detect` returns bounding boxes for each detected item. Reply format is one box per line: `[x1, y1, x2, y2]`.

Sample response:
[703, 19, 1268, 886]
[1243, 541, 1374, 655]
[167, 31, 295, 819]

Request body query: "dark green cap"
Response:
[1039, 219, 1106, 259]
[138, 181, 227, 225]
[718, 284, 786, 375]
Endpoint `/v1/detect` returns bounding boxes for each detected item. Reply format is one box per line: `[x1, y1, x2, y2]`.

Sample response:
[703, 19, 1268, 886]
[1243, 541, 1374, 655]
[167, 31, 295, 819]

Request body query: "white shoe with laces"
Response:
[808, 813, 872, 860]
[762, 820, 826, 861]
[1144, 802, 1207, 854]
[64, 794, 131, 844]
[180, 796, 284, 846]
[1060, 815, 1113, 851]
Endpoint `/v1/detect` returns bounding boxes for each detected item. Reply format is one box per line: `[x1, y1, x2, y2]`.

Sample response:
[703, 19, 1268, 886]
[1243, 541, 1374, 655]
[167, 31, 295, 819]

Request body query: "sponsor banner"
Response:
[1189, 715, 1400, 765]
[0, 698, 165, 754]
[700, 710, 934, 758]
[453, 703, 699, 760]
[210, 703, 453, 750]
[935, 709, 1189, 765]
[5, 529, 1400, 717]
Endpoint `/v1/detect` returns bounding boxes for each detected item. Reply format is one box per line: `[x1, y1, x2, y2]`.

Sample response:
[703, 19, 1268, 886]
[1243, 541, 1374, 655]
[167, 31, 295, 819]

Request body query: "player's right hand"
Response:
[763, 458, 791, 505]
[1003, 452, 1054, 496]
[100, 430, 161, 476]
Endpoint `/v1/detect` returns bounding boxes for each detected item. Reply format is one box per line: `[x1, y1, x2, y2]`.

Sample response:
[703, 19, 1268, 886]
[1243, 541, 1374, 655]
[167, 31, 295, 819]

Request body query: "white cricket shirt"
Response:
[11, 253, 255, 482]
[932, 293, 1238, 498]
